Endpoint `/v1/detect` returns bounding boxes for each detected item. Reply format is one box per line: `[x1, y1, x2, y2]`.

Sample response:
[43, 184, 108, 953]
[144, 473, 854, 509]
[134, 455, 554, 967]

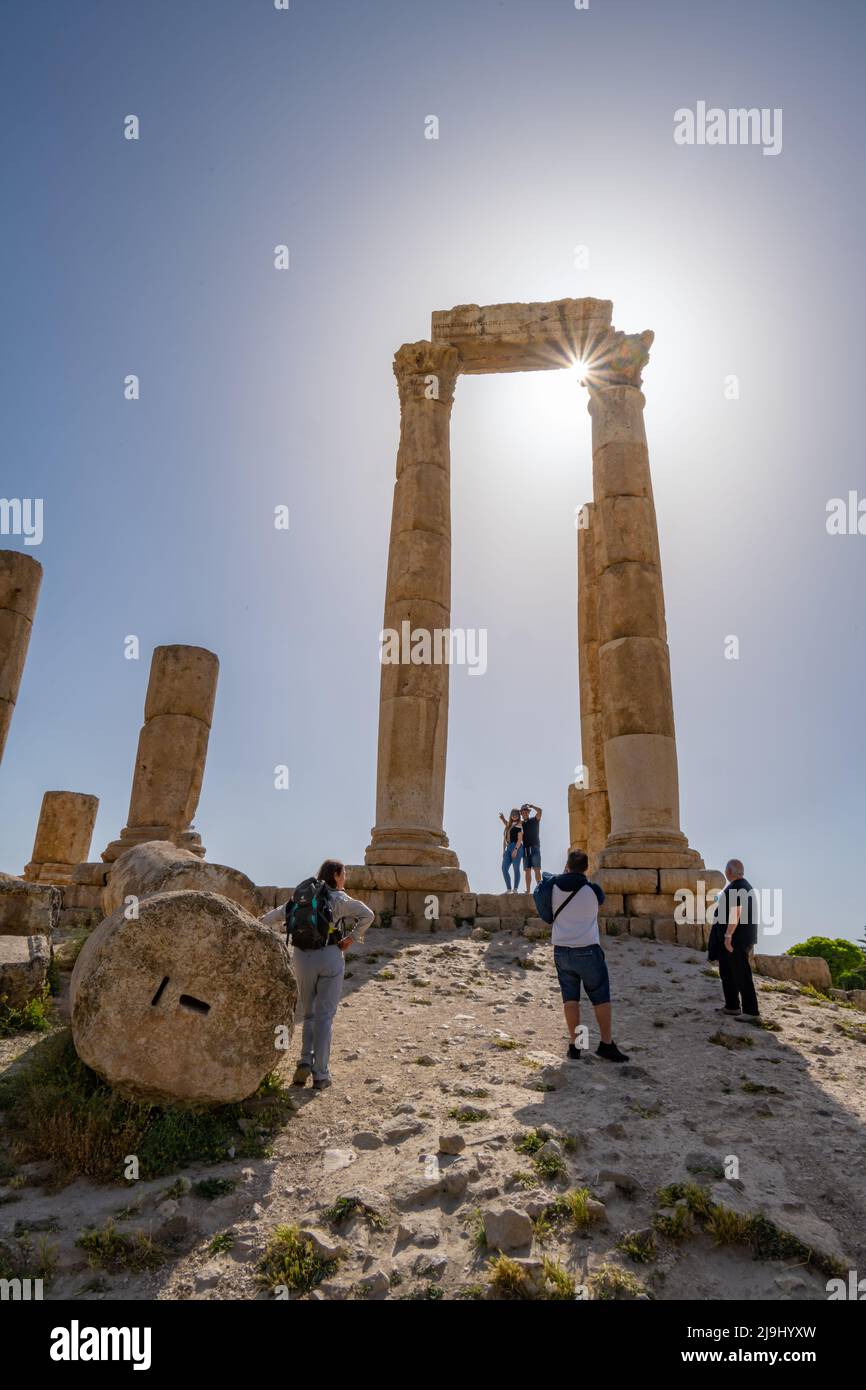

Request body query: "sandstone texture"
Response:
[0, 877, 61, 935]
[0, 549, 42, 766]
[103, 841, 263, 917]
[24, 790, 99, 884]
[70, 890, 296, 1104]
[0, 934, 51, 1008]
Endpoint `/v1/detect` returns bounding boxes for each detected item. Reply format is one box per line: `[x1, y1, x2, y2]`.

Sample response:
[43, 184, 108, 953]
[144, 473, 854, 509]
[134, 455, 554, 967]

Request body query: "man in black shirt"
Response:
[711, 858, 760, 1018]
[521, 802, 543, 891]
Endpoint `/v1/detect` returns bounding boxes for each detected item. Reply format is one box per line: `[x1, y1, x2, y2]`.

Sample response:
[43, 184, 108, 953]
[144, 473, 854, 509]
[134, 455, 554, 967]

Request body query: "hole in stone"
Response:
[178, 994, 210, 1016]
[151, 976, 170, 1006]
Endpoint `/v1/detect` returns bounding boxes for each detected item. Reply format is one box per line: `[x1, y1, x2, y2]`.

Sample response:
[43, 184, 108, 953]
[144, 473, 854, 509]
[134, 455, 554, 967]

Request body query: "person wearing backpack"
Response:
[265, 858, 374, 1091]
[535, 849, 629, 1063]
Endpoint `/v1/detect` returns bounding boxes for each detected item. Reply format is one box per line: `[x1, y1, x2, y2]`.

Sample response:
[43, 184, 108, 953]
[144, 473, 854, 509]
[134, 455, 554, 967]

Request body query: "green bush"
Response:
[787, 937, 866, 986]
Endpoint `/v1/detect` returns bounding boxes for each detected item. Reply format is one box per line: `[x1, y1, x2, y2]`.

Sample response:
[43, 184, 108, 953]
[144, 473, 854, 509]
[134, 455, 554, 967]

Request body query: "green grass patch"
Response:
[589, 1264, 646, 1300]
[192, 1177, 237, 1200]
[207, 1232, 234, 1255]
[0, 986, 53, 1037]
[0, 1030, 294, 1188]
[256, 1225, 338, 1295]
[77, 1221, 163, 1272]
[322, 1195, 386, 1230]
[448, 1105, 487, 1124]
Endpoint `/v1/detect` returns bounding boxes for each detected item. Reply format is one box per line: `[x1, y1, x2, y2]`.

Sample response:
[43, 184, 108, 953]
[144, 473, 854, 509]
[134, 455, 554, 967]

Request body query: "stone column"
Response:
[365, 341, 462, 875]
[0, 551, 43, 767]
[103, 645, 219, 862]
[576, 503, 611, 862]
[24, 791, 99, 884]
[587, 332, 699, 866]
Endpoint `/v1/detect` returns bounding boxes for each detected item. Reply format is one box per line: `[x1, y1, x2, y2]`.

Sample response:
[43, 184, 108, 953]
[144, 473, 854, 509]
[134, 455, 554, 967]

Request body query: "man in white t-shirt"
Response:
[551, 849, 629, 1063]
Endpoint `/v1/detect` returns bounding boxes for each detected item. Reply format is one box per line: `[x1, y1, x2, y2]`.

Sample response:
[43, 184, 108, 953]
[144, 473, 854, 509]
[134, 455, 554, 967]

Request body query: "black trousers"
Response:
[719, 945, 759, 1015]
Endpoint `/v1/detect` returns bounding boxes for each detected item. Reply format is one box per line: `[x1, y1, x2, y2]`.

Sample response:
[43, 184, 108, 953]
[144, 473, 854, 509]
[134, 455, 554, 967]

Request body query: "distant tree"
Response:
[787, 936, 866, 986]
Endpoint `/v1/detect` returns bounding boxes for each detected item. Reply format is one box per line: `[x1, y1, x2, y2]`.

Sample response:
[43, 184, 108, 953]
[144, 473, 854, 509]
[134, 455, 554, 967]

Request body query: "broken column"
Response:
[576, 503, 611, 864]
[364, 342, 466, 889]
[70, 890, 297, 1104]
[0, 550, 43, 767]
[102, 645, 219, 862]
[24, 791, 99, 884]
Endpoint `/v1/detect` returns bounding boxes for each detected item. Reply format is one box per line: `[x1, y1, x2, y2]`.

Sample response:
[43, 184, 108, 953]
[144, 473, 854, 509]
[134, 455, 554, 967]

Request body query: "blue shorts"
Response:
[554, 943, 610, 1006]
[523, 846, 541, 870]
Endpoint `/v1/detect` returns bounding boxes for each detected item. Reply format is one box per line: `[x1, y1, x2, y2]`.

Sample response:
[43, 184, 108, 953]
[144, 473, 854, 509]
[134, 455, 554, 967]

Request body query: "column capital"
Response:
[585, 328, 654, 393]
[393, 340, 460, 407]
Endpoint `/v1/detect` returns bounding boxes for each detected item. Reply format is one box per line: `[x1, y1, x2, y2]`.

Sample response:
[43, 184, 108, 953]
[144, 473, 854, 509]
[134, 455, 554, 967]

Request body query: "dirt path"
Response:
[2, 923, 864, 1300]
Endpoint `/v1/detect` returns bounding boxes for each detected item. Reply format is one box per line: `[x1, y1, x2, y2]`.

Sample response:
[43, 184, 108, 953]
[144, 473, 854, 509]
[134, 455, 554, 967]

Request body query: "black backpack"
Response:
[286, 877, 335, 951]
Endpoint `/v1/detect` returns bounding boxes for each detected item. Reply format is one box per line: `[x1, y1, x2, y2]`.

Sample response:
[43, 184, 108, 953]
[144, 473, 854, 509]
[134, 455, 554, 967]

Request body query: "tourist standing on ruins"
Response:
[521, 802, 543, 890]
[710, 858, 760, 1019]
[550, 849, 629, 1062]
[499, 808, 524, 891]
[262, 859, 374, 1091]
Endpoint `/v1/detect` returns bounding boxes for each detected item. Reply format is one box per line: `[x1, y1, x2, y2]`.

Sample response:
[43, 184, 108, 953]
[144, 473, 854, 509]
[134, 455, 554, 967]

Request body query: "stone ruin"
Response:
[0, 295, 846, 1099]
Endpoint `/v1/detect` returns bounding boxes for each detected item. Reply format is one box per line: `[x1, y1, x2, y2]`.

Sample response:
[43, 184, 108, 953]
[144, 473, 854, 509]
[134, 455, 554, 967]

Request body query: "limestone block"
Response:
[598, 850, 704, 870]
[58, 907, 98, 928]
[143, 645, 219, 726]
[103, 842, 263, 918]
[753, 954, 831, 991]
[596, 869, 658, 895]
[431, 298, 613, 374]
[0, 934, 51, 1009]
[652, 918, 678, 944]
[476, 893, 536, 919]
[390, 915, 412, 931]
[71, 890, 297, 1104]
[598, 564, 667, 643]
[256, 886, 279, 909]
[659, 868, 725, 895]
[627, 917, 654, 938]
[598, 640, 675, 738]
[594, 495, 661, 572]
[360, 890, 396, 917]
[600, 916, 629, 936]
[473, 918, 503, 933]
[73, 862, 112, 887]
[675, 921, 707, 950]
[597, 894, 624, 916]
[26, 791, 99, 880]
[127, 713, 211, 830]
[626, 894, 677, 918]
[0, 879, 61, 935]
[59, 884, 103, 911]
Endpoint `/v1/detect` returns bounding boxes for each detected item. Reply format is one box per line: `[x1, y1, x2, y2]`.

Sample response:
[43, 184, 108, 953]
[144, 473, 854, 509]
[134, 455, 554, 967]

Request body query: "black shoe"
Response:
[292, 1062, 312, 1087]
[717, 1007, 741, 1016]
[597, 1040, 629, 1063]
[313, 1077, 332, 1092]
[567, 1043, 581, 1060]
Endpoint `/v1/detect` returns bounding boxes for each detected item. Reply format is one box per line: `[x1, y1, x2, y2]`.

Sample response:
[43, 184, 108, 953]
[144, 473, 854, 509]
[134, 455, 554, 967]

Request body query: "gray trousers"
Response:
[292, 942, 345, 1081]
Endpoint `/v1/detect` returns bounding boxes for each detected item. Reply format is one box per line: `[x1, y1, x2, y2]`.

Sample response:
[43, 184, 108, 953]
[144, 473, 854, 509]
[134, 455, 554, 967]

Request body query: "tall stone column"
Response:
[25, 791, 99, 883]
[576, 504, 610, 862]
[587, 332, 700, 867]
[365, 341, 463, 877]
[103, 645, 219, 862]
[0, 551, 43, 767]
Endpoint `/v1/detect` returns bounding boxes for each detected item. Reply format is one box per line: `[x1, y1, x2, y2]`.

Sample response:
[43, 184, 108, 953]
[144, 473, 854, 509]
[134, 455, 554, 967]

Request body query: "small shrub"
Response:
[653, 1205, 694, 1242]
[532, 1150, 567, 1182]
[619, 1230, 657, 1263]
[192, 1177, 237, 1200]
[448, 1105, 487, 1125]
[207, 1232, 234, 1255]
[0, 987, 52, 1037]
[77, 1222, 163, 1272]
[492, 1038, 518, 1051]
[322, 1195, 385, 1229]
[487, 1252, 531, 1300]
[257, 1225, 338, 1294]
[513, 1130, 545, 1156]
[589, 1264, 646, 1300]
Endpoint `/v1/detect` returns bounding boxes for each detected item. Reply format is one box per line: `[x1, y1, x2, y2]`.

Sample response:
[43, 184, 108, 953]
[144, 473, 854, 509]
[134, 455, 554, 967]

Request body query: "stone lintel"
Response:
[431, 298, 614, 374]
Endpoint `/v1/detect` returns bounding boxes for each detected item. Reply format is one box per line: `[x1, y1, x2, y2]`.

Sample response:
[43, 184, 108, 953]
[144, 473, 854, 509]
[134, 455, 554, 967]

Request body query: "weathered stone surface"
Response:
[0, 550, 42, 766]
[0, 878, 61, 935]
[24, 791, 99, 884]
[345, 865, 468, 894]
[476, 893, 537, 919]
[482, 1205, 533, 1251]
[0, 934, 51, 1008]
[431, 298, 613, 374]
[659, 868, 725, 895]
[103, 841, 262, 917]
[70, 890, 297, 1104]
[73, 862, 111, 887]
[626, 894, 677, 918]
[597, 868, 657, 895]
[627, 917, 655, 938]
[753, 954, 831, 991]
[675, 921, 707, 950]
[596, 893, 624, 916]
[652, 918, 678, 944]
[103, 645, 219, 862]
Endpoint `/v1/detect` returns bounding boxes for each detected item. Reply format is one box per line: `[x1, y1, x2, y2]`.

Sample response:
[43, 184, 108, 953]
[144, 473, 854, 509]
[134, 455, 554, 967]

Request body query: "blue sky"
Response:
[1, 0, 864, 950]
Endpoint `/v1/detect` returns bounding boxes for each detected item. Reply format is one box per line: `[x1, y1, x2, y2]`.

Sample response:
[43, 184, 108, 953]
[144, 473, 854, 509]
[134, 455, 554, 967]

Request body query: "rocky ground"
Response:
[2, 920, 865, 1301]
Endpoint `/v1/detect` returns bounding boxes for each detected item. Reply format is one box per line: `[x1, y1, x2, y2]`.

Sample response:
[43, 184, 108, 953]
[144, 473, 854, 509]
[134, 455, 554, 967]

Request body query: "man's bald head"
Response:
[726, 858, 745, 880]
